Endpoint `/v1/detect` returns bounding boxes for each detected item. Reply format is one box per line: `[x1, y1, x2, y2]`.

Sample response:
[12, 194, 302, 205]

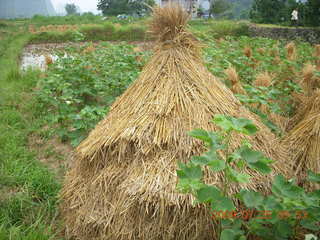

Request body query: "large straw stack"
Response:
[282, 90, 320, 189]
[60, 4, 289, 240]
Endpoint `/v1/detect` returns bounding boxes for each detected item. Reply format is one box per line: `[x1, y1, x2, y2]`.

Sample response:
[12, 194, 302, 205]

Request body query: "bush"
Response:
[207, 21, 249, 38]
[116, 25, 147, 41]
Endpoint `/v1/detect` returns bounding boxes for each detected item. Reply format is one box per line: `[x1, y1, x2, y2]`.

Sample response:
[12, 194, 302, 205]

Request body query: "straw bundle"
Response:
[252, 72, 288, 131]
[224, 66, 245, 94]
[254, 72, 272, 88]
[243, 46, 252, 58]
[289, 88, 320, 130]
[282, 90, 320, 189]
[315, 44, 320, 71]
[300, 63, 316, 96]
[257, 47, 265, 55]
[285, 42, 297, 61]
[60, 4, 289, 240]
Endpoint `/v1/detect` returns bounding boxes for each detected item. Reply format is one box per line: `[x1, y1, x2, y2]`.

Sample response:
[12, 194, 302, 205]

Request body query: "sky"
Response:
[51, 0, 100, 14]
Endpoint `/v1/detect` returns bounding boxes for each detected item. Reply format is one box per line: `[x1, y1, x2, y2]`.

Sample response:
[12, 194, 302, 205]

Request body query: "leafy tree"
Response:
[250, 0, 286, 23]
[97, 0, 155, 16]
[304, 0, 320, 27]
[209, 0, 232, 18]
[65, 3, 79, 16]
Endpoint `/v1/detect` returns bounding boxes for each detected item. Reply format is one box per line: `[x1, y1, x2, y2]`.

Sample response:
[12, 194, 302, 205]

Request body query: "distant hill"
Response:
[0, 0, 56, 19]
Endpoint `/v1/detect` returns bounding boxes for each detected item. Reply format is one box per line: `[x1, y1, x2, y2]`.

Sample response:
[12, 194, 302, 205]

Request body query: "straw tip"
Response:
[149, 3, 190, 41]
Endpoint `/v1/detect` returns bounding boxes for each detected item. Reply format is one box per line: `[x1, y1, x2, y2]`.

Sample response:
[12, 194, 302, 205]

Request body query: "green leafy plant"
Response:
[177, 115, 320, 240]
[36, 42, 150, 146]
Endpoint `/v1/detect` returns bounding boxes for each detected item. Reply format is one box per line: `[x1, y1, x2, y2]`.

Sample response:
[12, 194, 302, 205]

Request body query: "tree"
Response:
[97, 0, 155, 16]
[209, 0, 232, 18]
[304, 0, 320, 26]
[65, 3, 79, 15]
[250, 0, 286, 23]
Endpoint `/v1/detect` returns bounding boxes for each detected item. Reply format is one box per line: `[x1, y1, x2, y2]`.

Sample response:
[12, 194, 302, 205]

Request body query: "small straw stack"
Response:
[60, 4, 290, 240]
[254, 72, 288, 131]
[289, 63, 318, 130]
[224, 66, 246, 95]
[285, 42, 297, 61]
[254, 72, 272, 88]
[244, 46, 252, 58]
[300, 63, 316, 96]
[315, 44, 320, 71]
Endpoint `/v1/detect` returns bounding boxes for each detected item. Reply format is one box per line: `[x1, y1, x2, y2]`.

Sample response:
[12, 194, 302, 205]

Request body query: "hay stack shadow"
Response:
[61, 4, 289, 240]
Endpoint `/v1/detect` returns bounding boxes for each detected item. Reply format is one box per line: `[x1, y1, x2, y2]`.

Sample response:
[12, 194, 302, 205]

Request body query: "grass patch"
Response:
[0, 30, 62, 239]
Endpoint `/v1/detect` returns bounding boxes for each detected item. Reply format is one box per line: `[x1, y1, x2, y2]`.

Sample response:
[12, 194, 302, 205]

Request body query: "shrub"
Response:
[116, 25, 147, 41]
[79, 25, 107, 41]
[29, 30, 81, 43]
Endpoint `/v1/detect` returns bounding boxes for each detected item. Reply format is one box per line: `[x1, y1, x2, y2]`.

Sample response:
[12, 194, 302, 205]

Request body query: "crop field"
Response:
[0, 12, 319, 240]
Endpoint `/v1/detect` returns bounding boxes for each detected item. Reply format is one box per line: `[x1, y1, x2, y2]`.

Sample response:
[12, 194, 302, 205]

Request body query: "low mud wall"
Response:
[249, 25, 320, 44]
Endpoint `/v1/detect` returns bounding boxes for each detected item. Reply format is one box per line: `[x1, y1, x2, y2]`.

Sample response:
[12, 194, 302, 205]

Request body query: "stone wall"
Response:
[248, 25, 320, 44]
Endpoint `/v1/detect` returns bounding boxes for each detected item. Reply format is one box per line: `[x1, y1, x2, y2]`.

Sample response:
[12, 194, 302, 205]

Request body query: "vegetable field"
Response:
[0, 11, 319, 240]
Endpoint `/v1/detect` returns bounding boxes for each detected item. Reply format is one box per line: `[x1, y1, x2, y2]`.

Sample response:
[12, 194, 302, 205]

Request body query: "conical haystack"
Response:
[282, 90, 320, 189]
[60, 4, 289, 240]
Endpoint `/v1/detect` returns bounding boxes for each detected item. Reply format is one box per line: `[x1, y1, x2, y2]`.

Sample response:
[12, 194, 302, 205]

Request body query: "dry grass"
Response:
[224, 66, 245, 94]
[60, 4, 290, 240]
[285, 42, 297, 61]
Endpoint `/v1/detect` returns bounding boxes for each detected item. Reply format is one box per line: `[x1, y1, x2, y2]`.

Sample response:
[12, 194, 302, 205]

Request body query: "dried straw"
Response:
[300, 63, 316, 96]
[44, 55, 53, 65]
[315, 44, 320, 71]
[285, 42, 297, 61]
[60, 4, 290, 240]
[282, 90, 320, 189]
[224, 66, 245, 94]
[243, 46, 252, 58]
[257, 47, 265, 55]
[254, 72, 272, 88]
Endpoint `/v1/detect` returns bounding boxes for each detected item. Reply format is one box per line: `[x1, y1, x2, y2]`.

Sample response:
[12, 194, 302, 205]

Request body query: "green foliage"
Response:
[36, 42, 149, 146]
[0, 32, 61, 239]
[303, 0, 320, 27]
[250, 0, 320, 26]
[79, 23, 116, 41]
[201, 36, 315, 131]
[30, 14, 103, 25]
[177, 115, 320, 239]
[191, 20, 249, 39]
[97, 0, 155, 16]
[30, 22, 148, 43]
[29, 30, 84, 43]
[250, 0, 286, 24]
